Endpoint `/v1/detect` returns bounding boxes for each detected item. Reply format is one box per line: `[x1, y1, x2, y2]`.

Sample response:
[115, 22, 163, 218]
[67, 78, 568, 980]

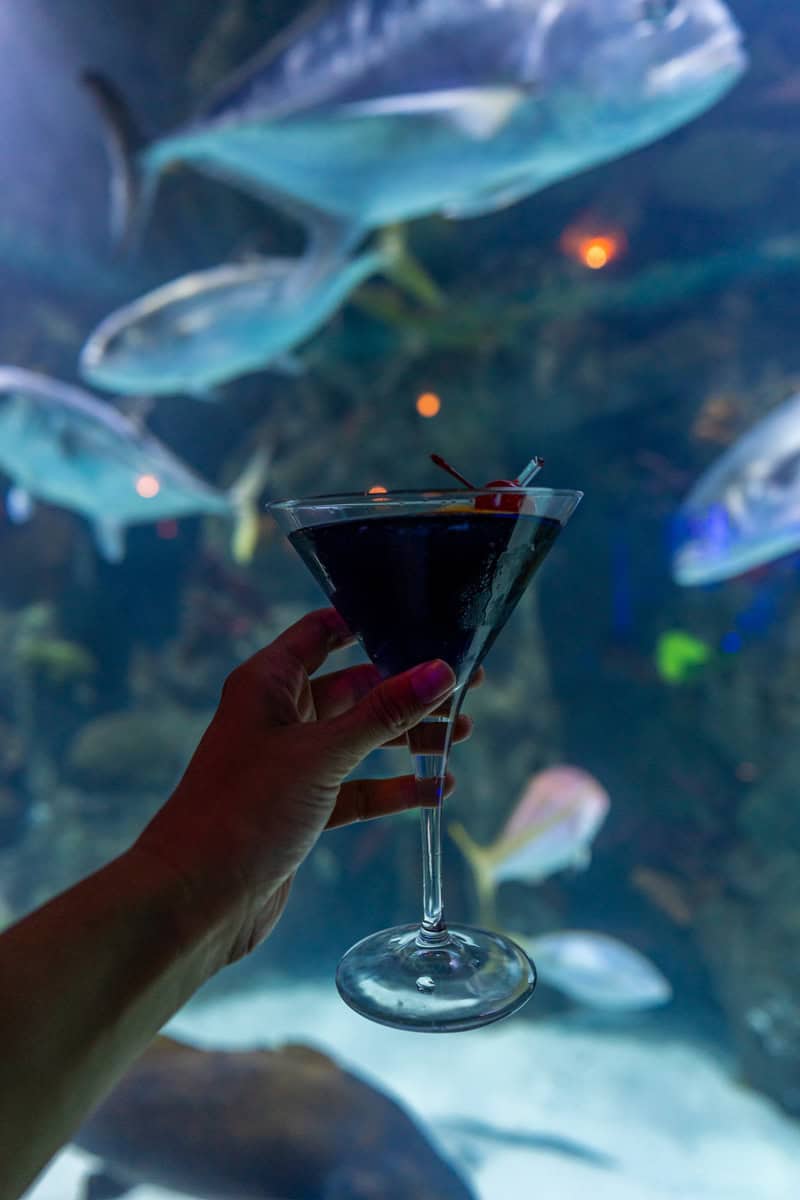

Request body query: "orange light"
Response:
[416, 391, 441, 418]
[583, 240, 612, 269]
[560, 223, 626, 270]
[368, 485, 388, 495]
[136, 473, 160, 499]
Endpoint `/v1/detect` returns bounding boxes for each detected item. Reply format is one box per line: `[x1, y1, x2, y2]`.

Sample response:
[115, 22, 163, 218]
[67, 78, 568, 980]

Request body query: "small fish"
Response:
[0, 368, 268, 562]
[80, 229, 430, 397]
[631, 866, 695, 926]
[655, 629, 713, 684]
[673, 391, 800, 585]
[518, 929, 672, 1010]
[82, 0, 746, 252]
[449, 765, 609, 924]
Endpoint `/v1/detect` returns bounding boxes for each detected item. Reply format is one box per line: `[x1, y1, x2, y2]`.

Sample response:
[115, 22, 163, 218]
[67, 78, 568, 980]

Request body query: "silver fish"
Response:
[522, 930, 672, 1009]
[673, 392, 800, 586]
[82, 0, 746, 251]
[0, 368, 267, 561]
[80, 232, 407, 397]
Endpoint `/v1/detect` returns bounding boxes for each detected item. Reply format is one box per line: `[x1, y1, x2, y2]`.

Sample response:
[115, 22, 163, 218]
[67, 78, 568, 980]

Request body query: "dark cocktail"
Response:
[289, 509, 561, 685]
[270, 486, 581, 1031]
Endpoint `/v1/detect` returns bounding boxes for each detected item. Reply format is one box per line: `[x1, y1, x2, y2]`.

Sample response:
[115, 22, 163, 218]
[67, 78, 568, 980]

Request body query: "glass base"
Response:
[335, 923, 536, 1032]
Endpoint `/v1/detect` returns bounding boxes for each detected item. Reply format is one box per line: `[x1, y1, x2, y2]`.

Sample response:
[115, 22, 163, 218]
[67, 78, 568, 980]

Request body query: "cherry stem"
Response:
[430, 453, 475, 489]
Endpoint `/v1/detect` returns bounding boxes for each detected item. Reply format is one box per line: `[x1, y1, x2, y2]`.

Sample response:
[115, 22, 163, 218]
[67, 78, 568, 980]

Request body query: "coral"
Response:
[16, 636, 96, 685]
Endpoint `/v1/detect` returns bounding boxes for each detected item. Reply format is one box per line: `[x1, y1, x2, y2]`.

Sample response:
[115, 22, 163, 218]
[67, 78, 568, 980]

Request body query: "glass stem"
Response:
[408, 695, 462, 946]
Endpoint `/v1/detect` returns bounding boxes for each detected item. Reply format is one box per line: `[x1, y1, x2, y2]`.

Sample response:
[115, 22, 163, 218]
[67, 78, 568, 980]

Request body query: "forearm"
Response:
[0, 845, 241, 1200]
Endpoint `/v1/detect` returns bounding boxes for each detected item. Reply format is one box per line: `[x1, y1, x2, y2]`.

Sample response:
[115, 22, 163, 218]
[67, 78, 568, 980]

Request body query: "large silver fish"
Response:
[673, 392, 800, 586]
[83, 0, 746, 252]
[0, 368, 267, 561]
[80, 231, 413, 397]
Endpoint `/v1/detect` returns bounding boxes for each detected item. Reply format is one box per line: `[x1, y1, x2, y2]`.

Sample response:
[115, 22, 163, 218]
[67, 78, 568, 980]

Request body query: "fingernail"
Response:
[411, 660, 456, 703]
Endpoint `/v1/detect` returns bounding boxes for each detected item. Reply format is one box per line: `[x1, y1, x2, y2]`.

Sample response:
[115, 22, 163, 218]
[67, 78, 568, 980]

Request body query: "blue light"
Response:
[721, 632, 743, 654]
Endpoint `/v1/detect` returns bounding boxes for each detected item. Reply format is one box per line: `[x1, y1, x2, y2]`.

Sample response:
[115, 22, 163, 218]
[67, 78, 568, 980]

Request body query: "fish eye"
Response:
[640, 0, 679, 22]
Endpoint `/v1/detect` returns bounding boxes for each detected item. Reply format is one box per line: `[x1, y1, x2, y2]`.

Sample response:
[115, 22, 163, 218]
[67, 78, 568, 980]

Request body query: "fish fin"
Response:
[80, 70, 155, 251]
[435, 1116, 617, 1169]
[278, 1042, 339, 1070]
[82, 1168, 132, 1200]
[114, 394, 155, 426]
[93, 518, 126, 562]
[303, 209, 364, 262]
[324, 1161, 404, 1200]
[271, 352, 307, 376]
[444, 175, 541, 219]
[448, 821, 498, 927]
[198, 0, 333, 116]
[336, 85, 528, 141]
[227, 444, 271, 563]
[376, 225, 444, 309]
[188, 385, 223, 403]
[6, 485, 34, 524]
[571, 845, 592, 872]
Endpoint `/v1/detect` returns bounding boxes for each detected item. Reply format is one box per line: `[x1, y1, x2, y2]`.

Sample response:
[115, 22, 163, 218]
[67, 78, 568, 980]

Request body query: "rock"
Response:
[0, 717, 24, 781]
[695, 852, 800, 1118]
[738, 757, 800, 857]
[66, 708, 209, 794]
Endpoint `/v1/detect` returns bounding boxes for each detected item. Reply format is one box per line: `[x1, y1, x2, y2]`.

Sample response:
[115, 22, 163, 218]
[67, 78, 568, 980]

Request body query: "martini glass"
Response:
[269, 486, 582, 1031]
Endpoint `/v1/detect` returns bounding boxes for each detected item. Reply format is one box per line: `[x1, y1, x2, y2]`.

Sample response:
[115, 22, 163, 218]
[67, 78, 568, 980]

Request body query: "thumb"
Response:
[323, 659, 456, 767]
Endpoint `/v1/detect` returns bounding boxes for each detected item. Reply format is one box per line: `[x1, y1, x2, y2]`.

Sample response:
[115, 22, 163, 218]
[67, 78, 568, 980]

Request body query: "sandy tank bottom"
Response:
[26, 978, 800, 1200]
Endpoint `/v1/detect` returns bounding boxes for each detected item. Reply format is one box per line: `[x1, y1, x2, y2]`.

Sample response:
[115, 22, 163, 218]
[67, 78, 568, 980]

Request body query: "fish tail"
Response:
[377, 225, 444, 309]
[228, 444, 271, 564]
[81, 70, 155, 252]
[448, 821, 498, 928]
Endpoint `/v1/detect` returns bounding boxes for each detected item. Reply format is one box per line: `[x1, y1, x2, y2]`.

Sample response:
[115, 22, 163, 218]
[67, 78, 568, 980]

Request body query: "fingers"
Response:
[382, 712, 473, 748]
[311, 662, 381, 720]
[218, 608, 354, 724]
[326, 772, 456, 829]
[321, 660, 457, 772]
[228, 609, 482, 721]
[267, 606, 353, 672]
[312, 664, 474, 745]
[235, 607, 353, 688]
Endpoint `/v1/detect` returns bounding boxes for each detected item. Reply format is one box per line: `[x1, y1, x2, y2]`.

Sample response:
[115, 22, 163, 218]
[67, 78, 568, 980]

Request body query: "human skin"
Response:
[0, 608, 474, 1200]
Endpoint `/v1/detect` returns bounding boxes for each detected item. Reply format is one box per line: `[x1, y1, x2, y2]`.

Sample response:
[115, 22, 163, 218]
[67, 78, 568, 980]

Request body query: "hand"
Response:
[134, 608, 477, 964]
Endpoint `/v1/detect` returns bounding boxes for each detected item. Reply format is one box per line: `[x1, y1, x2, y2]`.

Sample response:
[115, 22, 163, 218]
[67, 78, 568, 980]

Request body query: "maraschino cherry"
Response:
[430, 454, 543, 512]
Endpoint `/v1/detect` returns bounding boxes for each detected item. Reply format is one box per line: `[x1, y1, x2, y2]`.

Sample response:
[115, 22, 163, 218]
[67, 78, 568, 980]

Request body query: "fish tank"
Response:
[3, 0, 800, 1196]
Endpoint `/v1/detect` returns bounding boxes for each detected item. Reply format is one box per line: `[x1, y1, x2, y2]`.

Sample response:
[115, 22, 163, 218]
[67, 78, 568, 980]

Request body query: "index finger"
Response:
[265, 607, 355, 678]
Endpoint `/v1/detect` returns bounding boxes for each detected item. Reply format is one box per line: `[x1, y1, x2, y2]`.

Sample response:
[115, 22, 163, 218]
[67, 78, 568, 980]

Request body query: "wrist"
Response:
[120, 837, 249, 977]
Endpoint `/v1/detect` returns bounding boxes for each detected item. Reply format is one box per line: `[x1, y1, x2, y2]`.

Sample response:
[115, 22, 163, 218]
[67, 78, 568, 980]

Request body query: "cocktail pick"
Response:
[430, 453, 544, 489]
[430, 453, 475, 488]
